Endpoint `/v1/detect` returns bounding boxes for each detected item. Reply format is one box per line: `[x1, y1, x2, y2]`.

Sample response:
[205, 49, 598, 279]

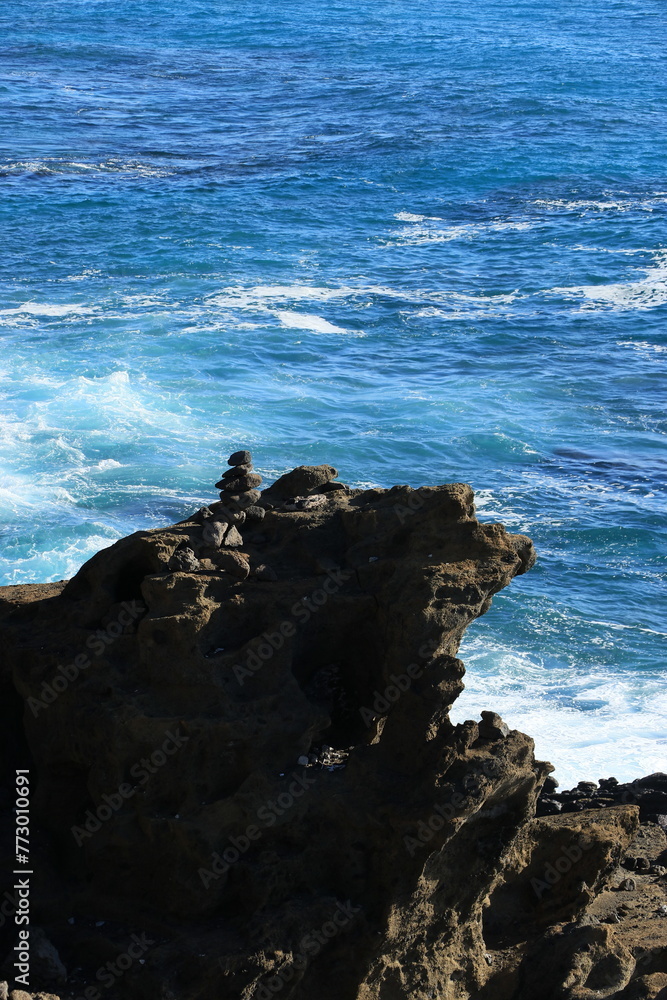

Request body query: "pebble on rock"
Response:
[619, 877, 636, 891]
[228, 450, 252, 466]
[283, 494, 328, 511]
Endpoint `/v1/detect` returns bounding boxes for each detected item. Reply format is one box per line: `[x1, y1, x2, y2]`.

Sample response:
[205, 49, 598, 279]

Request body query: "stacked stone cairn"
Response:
[167, 451, 346, 580]
[168, 449, 273, 580]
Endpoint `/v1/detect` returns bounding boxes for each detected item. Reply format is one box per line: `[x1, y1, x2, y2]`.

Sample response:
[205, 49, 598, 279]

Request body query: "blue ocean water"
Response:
[1, 1, 665, 785]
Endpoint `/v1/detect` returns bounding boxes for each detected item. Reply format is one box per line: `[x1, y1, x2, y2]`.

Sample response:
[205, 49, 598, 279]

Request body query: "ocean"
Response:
[1, 0, 665, 786]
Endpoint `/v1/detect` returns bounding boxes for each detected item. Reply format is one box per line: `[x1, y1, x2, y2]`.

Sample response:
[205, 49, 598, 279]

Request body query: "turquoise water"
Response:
[1, 1, 665, 784]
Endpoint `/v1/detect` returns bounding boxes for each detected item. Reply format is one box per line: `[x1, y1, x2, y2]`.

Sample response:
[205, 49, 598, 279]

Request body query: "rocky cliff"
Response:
[0, 462, 665, 1000]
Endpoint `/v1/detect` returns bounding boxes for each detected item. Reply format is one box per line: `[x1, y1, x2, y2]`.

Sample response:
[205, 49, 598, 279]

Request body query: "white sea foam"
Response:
[389, 219, 534, 246]
[617, 340, 667, 356]
[0, 302, 94, 317]
[450, 637, 667, 786]
[0, 158, 174, 178]
[93, 459, 123, 472]
[275, 311, 350, 334]
[533, 195, 667, 213]
[205, 283, 365, 310]
[394, 211, 443, 222]
[554, 252, 667, 311]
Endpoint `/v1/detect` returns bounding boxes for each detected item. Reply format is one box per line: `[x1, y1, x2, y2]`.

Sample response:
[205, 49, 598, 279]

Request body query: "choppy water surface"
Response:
[1, 0, 666, 783]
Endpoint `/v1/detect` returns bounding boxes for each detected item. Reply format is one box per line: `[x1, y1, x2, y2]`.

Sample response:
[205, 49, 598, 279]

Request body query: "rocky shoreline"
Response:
[0, 455, 665, 1000]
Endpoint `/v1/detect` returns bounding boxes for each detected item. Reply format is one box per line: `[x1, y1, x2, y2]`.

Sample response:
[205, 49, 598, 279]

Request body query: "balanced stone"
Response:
[228, 450, 252, 466]
[220, 464, 253, 479]
[217, 473, 262, 493]
[228, 490, 261, 509]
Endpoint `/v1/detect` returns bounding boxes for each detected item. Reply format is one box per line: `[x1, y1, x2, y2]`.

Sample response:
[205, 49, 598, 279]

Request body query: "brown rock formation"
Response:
[0, 472, 664, 1000]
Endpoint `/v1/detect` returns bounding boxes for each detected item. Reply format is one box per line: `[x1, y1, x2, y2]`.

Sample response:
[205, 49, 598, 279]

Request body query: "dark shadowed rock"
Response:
[0, 473, 662, 1000]
[262, 463, 338, 499]
[228, 450, 251, 466]
[220, 463, 253, 479]
[216, 473, 262, 493]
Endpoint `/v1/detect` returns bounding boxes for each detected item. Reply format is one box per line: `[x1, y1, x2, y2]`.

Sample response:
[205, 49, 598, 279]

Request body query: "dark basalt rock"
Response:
[538, 772, 667, 825]
[262, 463, 339, 499]
[228, 450, 252, 466]
[0, 471, 663, 1000]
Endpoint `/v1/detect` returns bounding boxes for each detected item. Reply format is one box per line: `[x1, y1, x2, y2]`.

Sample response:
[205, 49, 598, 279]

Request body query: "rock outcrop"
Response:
[0, 463, 664, 1000]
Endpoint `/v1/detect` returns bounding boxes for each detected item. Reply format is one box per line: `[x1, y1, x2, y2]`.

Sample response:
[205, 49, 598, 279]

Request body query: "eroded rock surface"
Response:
[0, 471, 664, 1000]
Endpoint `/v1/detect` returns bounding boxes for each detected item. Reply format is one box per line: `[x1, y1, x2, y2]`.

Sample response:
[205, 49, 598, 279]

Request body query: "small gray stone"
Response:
[284, 494, 328, 511]
[228, 449, 252, 466]
[619, 877, 636, 891]
[202, 521, 226, 548]
[255, 564, 277, 581]
[297, 755, 309, 766]
[223, 526, 244, 548]
[244, 505, 265, 521]
[169, 547, 200, 572]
